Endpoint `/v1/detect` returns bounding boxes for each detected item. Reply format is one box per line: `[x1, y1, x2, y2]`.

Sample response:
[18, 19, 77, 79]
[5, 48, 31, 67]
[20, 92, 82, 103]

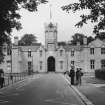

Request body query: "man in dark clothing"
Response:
[76, 68, 79, 85]
[69, 66, 75, 85]
[76, 68, 83, 85]
[0, 69, 4, 88]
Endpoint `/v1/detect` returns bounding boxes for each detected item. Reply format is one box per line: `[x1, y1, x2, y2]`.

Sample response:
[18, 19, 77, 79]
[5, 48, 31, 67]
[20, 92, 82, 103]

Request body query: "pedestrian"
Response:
[76, 68, 79, 85]
[69, 66, 75, 85]
[0, 69, 4, 88]
[79, 68, 83, 85]
[76, 68, 83, 86]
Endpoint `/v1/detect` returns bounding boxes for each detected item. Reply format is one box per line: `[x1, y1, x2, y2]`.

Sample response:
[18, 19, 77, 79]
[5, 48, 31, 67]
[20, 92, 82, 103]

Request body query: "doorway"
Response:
[47, 56, 55, 72]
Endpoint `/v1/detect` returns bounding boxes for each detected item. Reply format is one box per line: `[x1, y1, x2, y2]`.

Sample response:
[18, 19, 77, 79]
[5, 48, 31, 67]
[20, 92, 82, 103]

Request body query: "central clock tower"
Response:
[45, 22, 58, 51]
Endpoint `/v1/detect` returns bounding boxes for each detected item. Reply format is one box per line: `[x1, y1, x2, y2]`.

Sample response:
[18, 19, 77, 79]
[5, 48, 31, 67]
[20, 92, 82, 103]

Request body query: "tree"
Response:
[58, 41, 67, 46]
[18, 34, 37, 46]
[70, 33, 94, 45]
[95, 32, 105, 40]
[62, 0, 105, 35]
[70, 33, 85, 45]
[87, 36, 94, 44]
[0, 0, 47, 62]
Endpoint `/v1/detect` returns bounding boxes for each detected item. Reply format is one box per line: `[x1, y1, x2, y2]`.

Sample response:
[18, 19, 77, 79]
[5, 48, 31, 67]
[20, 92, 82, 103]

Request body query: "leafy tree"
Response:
[70, 33, 94, 45]
[70, 33, 85, 45]
[87, 36, 94, 44]
[58, 41, 67, 46]
[62, 0, 105, 35]
[0, 0, 47, 62]
[18, 34, 37, 46]
[95, 32, 105, 40]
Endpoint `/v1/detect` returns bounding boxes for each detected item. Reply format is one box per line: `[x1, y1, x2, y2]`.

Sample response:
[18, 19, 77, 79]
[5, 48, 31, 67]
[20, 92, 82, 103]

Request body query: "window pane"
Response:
[90, 60, 95, 69]
[101, 48, 105, 54]
[60, 50, 63, 56]
[90, 48, 94, 54]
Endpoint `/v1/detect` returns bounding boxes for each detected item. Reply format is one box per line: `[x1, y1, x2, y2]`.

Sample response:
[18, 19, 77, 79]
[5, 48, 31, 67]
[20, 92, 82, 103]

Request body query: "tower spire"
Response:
[50, 4, 52, 22]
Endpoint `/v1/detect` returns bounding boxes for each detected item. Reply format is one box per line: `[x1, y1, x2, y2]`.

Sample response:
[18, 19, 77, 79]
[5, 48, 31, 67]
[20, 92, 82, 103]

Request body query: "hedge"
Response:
[95, 69, 105, 80]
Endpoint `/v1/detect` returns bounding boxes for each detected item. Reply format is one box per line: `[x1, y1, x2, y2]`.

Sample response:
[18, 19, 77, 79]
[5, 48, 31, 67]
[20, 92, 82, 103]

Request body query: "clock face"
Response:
[48, 43, 55, 50]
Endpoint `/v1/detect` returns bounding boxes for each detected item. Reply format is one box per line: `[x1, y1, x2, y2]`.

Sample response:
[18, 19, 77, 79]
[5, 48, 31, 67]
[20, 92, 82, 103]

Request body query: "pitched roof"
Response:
[19, 45, 41, 52]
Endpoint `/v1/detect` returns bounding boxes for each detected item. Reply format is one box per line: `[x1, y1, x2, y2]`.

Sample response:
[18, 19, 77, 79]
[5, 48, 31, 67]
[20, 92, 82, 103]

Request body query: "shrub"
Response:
[95, 69, 105, 80]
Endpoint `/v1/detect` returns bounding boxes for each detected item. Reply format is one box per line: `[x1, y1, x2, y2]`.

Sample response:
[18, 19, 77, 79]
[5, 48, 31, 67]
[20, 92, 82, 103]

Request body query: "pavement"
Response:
[0, 73, 105, 105]
[65, 74, 105, 105]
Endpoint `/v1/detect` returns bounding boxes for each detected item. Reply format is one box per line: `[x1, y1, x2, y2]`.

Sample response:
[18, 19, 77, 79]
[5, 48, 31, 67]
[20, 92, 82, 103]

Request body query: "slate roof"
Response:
[19, 45, 41, 52]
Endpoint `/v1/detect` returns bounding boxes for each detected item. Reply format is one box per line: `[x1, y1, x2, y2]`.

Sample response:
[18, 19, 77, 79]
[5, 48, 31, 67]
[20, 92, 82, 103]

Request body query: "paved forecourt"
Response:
[0, 73, 85, 105]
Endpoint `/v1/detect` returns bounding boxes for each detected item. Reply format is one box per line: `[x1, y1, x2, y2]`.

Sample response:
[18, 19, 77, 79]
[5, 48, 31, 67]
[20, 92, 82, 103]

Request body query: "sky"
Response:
[12, 0, 95, 44]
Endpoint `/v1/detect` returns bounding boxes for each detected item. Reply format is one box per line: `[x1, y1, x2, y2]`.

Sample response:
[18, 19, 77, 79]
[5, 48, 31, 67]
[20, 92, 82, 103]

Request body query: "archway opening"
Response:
[47, 56, 55, 72]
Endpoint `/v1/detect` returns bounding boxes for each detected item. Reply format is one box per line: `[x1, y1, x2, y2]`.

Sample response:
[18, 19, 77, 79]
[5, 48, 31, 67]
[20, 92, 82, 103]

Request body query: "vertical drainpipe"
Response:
[11, 44, 12, 73]
[67, 52, 68, 72]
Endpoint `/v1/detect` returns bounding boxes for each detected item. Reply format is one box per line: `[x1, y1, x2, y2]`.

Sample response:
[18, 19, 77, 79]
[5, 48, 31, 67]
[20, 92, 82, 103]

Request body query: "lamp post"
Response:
[31, 55, 33, 74]
[10, 44, 12, 73]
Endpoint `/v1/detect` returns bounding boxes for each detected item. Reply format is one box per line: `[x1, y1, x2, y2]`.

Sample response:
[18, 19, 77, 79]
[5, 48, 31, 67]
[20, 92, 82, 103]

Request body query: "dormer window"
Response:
[40, 50, 42, 57]
[71, 50, 74, 56]
[101, 48, 105, 54]
[90, 48, 94, 55]
[60, 50, 63, 56]
[28, 49, 31, 57]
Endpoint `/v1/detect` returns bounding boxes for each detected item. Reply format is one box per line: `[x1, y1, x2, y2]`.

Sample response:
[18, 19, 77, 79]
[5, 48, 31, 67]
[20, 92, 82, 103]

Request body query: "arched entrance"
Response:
[47, 56, 55, 72]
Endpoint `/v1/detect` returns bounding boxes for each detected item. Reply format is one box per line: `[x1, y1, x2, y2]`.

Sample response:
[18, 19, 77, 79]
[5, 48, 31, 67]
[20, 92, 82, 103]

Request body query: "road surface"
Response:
[0, 73, 85, 105]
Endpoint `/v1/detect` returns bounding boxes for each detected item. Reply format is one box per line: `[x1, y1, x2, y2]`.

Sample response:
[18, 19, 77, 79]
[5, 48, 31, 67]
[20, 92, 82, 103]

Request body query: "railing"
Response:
[1, 72, 28, 88]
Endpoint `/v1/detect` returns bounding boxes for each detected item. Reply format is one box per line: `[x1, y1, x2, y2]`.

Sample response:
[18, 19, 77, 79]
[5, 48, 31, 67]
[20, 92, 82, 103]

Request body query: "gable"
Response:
[88, 38, 104, 47]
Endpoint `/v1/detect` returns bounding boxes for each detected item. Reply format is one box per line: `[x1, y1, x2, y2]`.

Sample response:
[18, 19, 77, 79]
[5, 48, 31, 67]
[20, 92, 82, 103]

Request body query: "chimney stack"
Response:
[14, 36, 18, 45]
[83, 36, 87, 45]
[77, 41, 80, 46]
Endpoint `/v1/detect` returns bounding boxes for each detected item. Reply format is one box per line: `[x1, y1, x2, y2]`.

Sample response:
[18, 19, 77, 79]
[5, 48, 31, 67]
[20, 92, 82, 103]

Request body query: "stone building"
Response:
[1, 22, 105, 74]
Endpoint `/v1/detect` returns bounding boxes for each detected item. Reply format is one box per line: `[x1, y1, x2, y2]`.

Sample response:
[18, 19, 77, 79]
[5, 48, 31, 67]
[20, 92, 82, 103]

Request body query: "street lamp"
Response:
[31, 55, 33, 74]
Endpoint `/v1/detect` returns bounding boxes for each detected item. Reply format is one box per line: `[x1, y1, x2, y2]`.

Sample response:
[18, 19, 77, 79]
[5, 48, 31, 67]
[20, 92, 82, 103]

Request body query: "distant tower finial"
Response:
[50, 4, 52, 22]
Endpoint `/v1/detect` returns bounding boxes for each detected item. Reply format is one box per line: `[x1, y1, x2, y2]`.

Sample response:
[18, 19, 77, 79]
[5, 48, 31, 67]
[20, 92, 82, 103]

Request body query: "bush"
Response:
[95, 69, 105, 80]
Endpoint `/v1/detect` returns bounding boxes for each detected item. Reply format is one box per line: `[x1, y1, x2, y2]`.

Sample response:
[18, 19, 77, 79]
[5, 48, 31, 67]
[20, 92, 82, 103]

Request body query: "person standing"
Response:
[79, 68, 83, 85]
[76, 68, 79, 85]
[76, 68, 83, 86]
[0, 69, 4, 88]
[69, 66, 75, 85]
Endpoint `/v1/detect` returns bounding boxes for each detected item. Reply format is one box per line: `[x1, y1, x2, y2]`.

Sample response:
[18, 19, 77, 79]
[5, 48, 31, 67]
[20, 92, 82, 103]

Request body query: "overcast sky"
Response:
[12, 0, 95, 44]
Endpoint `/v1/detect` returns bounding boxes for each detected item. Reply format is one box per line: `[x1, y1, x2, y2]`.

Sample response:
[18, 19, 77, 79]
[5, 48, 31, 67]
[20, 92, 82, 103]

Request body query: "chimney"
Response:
[77, 41, 80, 46]
[83, 36, 87, 45]
[14, 36, 18, 45]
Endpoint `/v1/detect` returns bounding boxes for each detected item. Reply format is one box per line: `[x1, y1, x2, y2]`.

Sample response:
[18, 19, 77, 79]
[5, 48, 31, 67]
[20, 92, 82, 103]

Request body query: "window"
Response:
[40, 61, 43, 70]
[90, 60, 95, 69]
[71, 61, 74, 66]
[28, 61, 32, 70]
[90, 48, 94, 55]
[7, 60, 11, 68]
[60, 61, 63, 69]
[7, 47, 11, 55]
[39, 50, 42, 57]
[3, 47, 7, 52]
[7, 60, 11, 63]
[28, 50, 31, 57]
[71, 50, 74, 56]
[60, 50, 63, 56]
[101, 48, 105, 54]
[101, 60, 105, 68]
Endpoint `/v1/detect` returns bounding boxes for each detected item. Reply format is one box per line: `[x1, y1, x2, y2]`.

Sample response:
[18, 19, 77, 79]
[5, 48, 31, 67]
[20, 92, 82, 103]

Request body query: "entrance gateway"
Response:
[47, 56, 55, 72]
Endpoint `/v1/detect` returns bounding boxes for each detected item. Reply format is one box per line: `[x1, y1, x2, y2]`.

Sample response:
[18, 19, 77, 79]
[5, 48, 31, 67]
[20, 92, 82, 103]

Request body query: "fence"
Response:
[2, 72, 28, 88]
